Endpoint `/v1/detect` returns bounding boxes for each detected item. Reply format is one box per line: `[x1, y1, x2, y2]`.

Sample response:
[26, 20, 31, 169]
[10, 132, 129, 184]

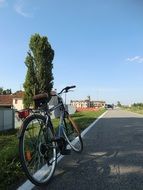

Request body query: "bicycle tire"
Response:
[62, 112, 83, 153]
[19, 114, 57, 186]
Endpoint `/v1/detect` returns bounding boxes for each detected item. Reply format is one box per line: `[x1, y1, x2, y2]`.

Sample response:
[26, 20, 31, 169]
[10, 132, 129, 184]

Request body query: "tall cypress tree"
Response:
[23, 34, 54, 108]
[23, 52, 36, 108]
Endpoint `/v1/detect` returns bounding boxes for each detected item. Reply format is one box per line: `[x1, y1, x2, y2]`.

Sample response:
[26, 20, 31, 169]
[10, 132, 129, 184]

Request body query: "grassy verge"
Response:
[0, 108, 105, 189]
[123, 106, 143, 115]
[71, 108, 105, 131]
[0, 129, 26, 190]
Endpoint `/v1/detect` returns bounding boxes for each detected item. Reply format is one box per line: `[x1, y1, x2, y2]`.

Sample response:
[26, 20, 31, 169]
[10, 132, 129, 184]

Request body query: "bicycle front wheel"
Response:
[63, 112, 83, 153]
[19, 114, 57, 186]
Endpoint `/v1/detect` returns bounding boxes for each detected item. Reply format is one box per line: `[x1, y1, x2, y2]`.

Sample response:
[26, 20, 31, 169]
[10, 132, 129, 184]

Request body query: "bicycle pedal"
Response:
[61, 149, 71, 155]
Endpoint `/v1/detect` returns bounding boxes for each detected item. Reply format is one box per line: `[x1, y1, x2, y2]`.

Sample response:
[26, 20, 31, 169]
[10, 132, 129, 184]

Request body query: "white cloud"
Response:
[0, 0, 7, 7]
[126, 56, 143, 63]
[14, 0, 33, 18]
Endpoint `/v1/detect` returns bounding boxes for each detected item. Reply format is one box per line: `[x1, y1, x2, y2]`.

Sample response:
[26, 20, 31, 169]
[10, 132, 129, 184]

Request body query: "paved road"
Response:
[34, 109, 143, 190]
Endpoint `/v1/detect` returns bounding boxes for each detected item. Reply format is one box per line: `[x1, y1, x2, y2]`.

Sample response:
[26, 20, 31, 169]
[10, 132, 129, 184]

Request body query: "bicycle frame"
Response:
[18, 85, 83, 186]
[42, 92, 66, 138]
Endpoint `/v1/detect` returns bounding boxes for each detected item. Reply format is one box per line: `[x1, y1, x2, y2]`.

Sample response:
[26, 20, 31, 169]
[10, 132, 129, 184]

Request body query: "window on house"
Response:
[15, 99, 18, 104]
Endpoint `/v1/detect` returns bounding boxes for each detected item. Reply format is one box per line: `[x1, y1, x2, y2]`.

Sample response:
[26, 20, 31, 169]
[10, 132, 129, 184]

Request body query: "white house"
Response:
[0, 91, 24, 110]
[12, 91, 24, 110]
[70, 96, 106, 109]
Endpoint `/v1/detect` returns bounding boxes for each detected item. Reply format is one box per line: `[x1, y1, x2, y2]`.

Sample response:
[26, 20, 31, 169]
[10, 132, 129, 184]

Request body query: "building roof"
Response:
[71, 100, 90, 102]
[0, 91, 24, 107]
[71, 100, 105, 103]
[13, 91, 24, 99]
[0, 95, 13, 106]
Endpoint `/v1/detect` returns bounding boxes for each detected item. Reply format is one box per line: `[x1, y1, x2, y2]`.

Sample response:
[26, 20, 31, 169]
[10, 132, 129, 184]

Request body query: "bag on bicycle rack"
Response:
[18, 109, 30, 119]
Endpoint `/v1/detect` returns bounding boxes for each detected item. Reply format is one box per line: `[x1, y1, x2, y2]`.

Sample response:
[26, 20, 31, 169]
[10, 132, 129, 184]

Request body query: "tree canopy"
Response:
[0, 87, 12, 95]
[23, 33, 54, 108]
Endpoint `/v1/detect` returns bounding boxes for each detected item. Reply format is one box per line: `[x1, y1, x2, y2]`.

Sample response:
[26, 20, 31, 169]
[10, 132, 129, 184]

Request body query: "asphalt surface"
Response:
[33, 109, 143, 190]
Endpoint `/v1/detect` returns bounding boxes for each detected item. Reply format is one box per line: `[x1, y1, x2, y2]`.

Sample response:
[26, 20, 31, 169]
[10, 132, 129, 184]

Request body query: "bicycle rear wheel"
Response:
[63, 112, 83, 153]
[19, 114, 57, 186]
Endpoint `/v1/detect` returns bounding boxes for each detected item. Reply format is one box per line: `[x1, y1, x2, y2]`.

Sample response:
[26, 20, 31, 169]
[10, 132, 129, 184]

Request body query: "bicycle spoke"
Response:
[19, 115, 57, 186]
[63, 116, 83, 152]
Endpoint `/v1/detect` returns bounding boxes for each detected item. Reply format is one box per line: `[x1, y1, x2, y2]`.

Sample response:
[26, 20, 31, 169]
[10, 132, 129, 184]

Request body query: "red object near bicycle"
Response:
[18, 109, 30, 119]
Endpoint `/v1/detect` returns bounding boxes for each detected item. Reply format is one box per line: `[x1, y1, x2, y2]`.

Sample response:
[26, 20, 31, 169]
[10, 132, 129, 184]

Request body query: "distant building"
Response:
[12, 91, 24, 110]
[0, 91, 24, 110]
[70, 96, 106, 109]
[0, 94, 13, 108]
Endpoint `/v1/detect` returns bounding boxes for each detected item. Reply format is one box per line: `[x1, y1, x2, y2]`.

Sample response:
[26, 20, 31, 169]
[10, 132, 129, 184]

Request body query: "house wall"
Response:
[49, 104, 76, 119]
[13, 98, 24, 110]
[15, 112, 22, 128]
[0, 108, 14, 131]
[71, 100, 105, 108]
[65, 104, 76, 114]
[71, 101, 89, 108]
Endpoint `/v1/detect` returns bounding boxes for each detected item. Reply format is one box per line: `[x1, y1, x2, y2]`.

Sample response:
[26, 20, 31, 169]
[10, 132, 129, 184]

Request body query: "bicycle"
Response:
[18, 85, 83, 186]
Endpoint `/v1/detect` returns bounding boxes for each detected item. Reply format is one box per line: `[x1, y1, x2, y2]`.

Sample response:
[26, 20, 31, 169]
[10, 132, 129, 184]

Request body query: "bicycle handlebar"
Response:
[59, 85, 76, 94]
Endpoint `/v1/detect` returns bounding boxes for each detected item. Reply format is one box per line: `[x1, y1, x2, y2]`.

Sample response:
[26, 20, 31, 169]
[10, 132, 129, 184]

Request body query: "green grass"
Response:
[0, 108, 105, 189]
[71, 109, 105, 131]
[123, 106, 143, 115]
[0, 129, 26, 190]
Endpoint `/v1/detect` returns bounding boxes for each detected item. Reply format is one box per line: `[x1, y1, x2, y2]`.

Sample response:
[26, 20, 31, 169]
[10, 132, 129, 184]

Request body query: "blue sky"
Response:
[0, 0, 143, 105]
